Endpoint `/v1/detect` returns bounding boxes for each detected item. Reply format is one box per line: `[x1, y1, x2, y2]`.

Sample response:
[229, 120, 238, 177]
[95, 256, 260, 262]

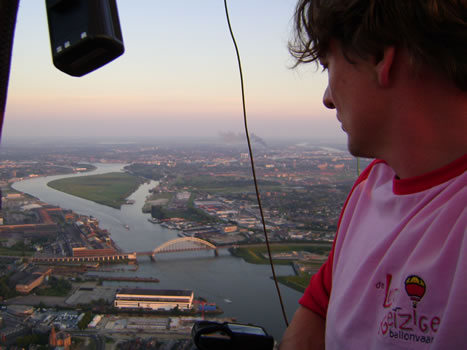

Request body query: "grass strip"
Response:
[277, 274, 312, 293]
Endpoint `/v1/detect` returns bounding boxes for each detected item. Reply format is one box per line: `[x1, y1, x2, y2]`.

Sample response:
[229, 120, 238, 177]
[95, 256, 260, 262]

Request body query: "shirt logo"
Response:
[378, 274, 440, 345]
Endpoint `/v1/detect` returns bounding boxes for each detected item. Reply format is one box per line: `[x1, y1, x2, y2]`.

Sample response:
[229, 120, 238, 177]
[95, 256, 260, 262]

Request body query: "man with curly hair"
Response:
[280, 1, 467, 348]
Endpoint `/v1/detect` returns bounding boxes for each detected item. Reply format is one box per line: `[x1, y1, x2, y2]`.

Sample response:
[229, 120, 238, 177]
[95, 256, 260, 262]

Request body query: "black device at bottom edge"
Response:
[192, 320, 274, 350]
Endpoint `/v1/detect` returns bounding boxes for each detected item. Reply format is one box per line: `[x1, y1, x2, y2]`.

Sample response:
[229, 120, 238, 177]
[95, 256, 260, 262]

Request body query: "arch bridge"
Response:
[138, 237, 219, 260]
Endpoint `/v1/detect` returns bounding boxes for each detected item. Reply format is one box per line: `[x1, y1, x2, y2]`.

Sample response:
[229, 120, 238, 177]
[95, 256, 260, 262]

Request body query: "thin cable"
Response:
[224, 0, 289, 327]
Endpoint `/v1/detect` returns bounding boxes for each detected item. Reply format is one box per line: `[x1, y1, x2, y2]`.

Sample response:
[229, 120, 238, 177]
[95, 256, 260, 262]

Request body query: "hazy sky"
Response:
[3, 0, 344, 143]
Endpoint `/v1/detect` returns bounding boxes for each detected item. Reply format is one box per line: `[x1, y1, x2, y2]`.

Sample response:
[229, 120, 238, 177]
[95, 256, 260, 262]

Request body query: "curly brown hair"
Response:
[289, 0, 467, 90]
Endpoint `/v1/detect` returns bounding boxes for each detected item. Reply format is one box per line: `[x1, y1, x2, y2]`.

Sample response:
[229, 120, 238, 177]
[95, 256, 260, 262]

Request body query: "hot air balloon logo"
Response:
[405, 275, 426, 308]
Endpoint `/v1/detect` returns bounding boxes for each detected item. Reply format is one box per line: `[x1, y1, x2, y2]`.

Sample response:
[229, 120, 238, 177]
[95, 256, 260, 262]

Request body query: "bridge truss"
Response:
[137, 237, 219, 260]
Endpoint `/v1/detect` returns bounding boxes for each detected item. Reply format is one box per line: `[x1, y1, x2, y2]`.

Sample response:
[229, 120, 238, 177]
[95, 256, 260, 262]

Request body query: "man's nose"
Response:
[323, 86, 335, 109]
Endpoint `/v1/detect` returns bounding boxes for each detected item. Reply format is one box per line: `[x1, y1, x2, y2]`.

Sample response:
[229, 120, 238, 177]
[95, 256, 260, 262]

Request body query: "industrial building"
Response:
[72, 247, 117, 257]
[11, 266, 52, 294]
[114, 288, 194, 311]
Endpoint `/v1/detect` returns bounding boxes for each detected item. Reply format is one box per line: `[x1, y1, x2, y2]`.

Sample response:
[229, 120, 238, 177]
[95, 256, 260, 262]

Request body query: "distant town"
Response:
[0, 140, 369, 349]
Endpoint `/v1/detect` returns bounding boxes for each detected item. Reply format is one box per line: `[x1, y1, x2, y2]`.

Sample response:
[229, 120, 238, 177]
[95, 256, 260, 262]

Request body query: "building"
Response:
[13, 267, 52, 294]
[114, 288, 194, 311]
[5, 193, 22, 199]
[88, 315, 103, 328]
[221, 225, 238, 234]
[49, 326, 71, 350]
[72, 247, 116, 257]
[0, 223, 59, 238]
[0, 325, 29, 346]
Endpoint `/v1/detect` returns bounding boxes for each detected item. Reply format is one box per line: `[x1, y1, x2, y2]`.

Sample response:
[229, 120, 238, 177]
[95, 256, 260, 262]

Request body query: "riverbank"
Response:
[230, 243, 331, 291]
[230, 243, 331, 264]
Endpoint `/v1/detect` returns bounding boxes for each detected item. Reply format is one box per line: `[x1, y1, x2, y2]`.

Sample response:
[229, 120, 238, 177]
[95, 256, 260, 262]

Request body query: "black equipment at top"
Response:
[45, 0, 124, 77]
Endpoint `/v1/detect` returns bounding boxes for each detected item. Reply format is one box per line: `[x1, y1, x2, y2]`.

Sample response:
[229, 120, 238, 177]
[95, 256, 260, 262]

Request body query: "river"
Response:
[12, 163, 302, 340]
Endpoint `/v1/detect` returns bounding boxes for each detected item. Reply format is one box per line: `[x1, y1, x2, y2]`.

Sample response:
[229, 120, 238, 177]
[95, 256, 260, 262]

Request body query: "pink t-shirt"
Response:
[300, 155, 467, 349]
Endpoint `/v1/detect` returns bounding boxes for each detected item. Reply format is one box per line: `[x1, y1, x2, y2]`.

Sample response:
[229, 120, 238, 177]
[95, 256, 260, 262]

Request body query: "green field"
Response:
[277, 274, 313, 293]
[47, 172, 143, 209]
[0, 249, 33, 257]
[174, 175, 282, 194]
[0, 241, 34, 257]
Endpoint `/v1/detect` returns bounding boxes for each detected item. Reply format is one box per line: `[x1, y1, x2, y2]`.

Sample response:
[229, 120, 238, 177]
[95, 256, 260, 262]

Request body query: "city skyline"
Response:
[3, 0, 344, 143]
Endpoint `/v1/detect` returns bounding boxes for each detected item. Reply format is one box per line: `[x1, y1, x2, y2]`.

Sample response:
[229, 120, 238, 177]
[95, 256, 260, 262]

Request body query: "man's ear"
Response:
[375, 47, 395, 88]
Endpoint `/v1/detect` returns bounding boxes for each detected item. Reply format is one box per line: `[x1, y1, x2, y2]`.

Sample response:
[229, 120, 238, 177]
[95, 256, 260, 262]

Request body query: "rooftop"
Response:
[116, 288, 193, 297]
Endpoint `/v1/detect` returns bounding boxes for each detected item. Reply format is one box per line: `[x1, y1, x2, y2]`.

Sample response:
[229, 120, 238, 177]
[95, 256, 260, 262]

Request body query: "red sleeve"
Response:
[298, 159, 383, 318]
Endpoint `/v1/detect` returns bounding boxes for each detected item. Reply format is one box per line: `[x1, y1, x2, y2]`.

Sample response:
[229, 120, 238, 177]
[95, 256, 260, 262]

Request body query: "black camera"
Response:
[192, 321, 274, 350]
[45, 0, 124, 76]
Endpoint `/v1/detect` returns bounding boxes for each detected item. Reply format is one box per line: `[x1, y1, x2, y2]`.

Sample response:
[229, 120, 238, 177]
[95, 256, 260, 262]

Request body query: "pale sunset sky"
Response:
[4, 0, 344, 143]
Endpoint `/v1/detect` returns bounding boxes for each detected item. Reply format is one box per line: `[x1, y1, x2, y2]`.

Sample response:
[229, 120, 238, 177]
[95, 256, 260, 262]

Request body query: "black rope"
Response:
[0, 0, 20, 138]
[223, 0, 289, 327]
